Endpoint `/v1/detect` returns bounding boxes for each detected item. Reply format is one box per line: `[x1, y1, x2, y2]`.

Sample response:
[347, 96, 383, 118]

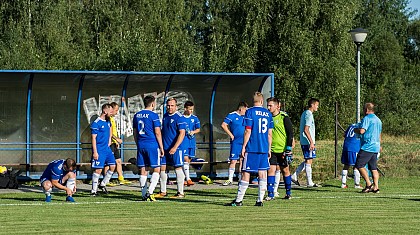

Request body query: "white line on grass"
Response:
[0, 194, 418, 207]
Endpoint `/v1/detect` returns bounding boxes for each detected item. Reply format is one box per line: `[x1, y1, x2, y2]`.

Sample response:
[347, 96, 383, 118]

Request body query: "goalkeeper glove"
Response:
[285, 146, 293, 165]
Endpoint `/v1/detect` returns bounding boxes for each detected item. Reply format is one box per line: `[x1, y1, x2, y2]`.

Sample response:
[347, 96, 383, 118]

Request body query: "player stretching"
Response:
[155, 98, 187, 198]
[341, 123, 363, 189]
[266, 97, 294, 200]
[291, 98, 320, 187]
[221, 102, 248, 186]
[133, 95, 165, 201]
[182, 101, 201, 186]
[40, 158, 77, 202]
[227, 92, 273, 206]
[90, 104, 116, 196]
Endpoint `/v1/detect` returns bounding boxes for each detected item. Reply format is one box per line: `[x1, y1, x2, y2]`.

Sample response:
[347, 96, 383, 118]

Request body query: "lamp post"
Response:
[349, 27, 368, 123]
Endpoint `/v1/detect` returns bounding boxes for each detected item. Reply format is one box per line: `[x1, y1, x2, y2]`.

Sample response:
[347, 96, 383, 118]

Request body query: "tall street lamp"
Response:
[349, 27, 368, 123]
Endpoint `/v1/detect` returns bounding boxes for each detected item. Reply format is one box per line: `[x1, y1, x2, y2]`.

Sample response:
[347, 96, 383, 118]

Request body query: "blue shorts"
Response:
[301, 145, 317, 159]
[229, 143, 242, 161]
[341, 151, 357, 166]
[137, 148, 161, 168]
[241, 152, 269, 173]
[162, 149, 184, 168]
[184, 147, 196, 158]
[91, 148, 116, 169]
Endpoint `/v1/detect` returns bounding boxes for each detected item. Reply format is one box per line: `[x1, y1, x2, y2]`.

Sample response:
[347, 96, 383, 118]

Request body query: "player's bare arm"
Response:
[221, 122, 234, 140]
[154, 126, 165, 157]
[112, 134, 122, 144]
[51, 179, 73, 196]
[354, 128, 366, 135]
[268, 128, 272, 159]
[304, 125, 315, 150]
[241, 128, 251, 157]
[92, 134, 99, 160]
[108, 126, 112, 146]
[192, 128, 200, 135]
[170, 129, 186, 155]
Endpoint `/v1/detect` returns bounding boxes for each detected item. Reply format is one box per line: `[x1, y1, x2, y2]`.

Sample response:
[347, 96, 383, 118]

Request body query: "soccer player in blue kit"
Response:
[155, 97, 187, 198]
[40, 158, 77, 202]
[221, 102, 248, 186]
[341, 123, 363, 189]
[182, 101, 201, 186]
[291, 98, 320, 187]
[133, 95, 165, 201]
[227, 92, 273, 206]
[90, 104, 116, 196]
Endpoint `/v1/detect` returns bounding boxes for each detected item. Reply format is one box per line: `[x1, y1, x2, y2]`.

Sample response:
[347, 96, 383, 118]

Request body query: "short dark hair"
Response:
[308, 98, 319, 108]
[65, 158, 76, 169]
[266, 97, 280, 105]
[237, 101, 249, 110]
[184, 101, 194, 108]
[110, 102, 119, 108]
[102, 103, 111, 113]
[143, 95, 156, 108]
[166, 97, 177, 104]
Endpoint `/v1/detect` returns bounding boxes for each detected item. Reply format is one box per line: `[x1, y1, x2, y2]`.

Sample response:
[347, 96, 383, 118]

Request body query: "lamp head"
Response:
[349, 28, 368, 44]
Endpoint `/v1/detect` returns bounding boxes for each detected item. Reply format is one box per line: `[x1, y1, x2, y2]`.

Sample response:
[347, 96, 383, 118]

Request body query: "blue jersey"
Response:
[133, 109, 161, 149]
[343, 124, 361, 152]
[300, 110, 315, 145]
[223, 111, 245, 145]
[91, 117, 111, 151]
[243, 106, 273, 153]
[162, 112, 187, 150]
[182, 114, 201, 148]
[359, 113, 382, 153]
[41, 159, 74, 181]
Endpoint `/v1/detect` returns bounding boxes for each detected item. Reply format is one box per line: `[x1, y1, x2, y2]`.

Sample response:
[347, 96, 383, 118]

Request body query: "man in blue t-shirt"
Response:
[133, 95, 164, 201]
[291, 98, 320, 187]
[181, 101, 201, 186]
[341, 123, 362, 189]
[221, 101, 248, 186]
[155, 97, 187, 199]
[90, 103, 116, 196]
[355, 103, 382, 193]
[227, 92, 273, 207]
[40, 158, 77, 202]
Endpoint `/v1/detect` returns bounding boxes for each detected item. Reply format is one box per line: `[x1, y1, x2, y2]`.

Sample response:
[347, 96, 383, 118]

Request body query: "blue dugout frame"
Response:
[0, 70, 274, 179]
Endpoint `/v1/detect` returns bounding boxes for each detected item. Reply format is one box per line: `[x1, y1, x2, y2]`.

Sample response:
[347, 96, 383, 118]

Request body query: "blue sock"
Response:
[267, 176, 275, 198]
[285, 175, 292, 196]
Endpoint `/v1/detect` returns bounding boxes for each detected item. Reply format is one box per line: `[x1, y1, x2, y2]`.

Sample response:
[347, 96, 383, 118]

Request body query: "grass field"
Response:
[1, 177, 419, 234]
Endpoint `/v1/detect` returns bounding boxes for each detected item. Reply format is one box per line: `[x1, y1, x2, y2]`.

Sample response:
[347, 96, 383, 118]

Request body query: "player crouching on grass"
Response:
[40, 158, 77, 203]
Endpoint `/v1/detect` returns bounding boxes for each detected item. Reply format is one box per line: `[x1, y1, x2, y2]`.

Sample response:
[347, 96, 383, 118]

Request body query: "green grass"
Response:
[1, 177, 420, 234]
[291, 136, 420, 181]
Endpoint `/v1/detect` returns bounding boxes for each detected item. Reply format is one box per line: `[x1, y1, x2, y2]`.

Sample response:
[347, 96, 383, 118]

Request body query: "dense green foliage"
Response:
[0, 0, 419, 138]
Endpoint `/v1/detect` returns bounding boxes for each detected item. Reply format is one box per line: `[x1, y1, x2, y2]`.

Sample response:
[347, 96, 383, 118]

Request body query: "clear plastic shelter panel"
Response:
[169, 74, 218, 170]
[30, 73, 80, 164]
[212, 76, 268, 174]
[122, 74, 170, 162]
[80, 74, 126, 164]
[0, 73, 28, 163]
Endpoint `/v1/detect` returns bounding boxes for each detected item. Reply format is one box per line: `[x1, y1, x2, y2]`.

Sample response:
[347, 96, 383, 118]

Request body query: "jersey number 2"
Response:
[137, 120, 145, 135]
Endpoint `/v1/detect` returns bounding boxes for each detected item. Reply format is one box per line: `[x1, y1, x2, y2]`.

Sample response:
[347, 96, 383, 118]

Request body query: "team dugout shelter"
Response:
[0, 70, 274, 180]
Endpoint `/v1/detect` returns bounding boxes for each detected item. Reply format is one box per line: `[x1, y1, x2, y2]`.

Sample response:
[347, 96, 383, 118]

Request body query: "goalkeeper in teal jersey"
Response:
[266, 97, 294, 200]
